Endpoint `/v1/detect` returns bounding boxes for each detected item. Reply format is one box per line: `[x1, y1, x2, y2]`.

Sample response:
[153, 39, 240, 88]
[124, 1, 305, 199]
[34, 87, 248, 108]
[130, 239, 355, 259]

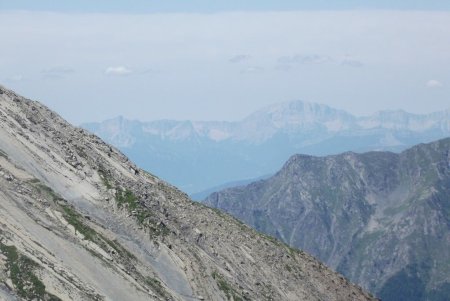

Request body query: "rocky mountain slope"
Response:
[83, 102, 450, 194]
[204, 138, 450, 301]
[0, 85, 377, 300]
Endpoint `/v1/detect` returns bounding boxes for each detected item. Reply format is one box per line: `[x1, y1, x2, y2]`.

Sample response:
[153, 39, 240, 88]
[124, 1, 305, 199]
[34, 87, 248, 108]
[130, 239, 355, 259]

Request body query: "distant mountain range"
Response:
[82, 101, 450, 194]
[204, 138, 450, 301]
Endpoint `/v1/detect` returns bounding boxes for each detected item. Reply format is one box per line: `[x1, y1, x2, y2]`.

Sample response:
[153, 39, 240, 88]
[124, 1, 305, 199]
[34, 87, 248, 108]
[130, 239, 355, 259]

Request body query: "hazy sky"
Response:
[1, 1, 449, 124]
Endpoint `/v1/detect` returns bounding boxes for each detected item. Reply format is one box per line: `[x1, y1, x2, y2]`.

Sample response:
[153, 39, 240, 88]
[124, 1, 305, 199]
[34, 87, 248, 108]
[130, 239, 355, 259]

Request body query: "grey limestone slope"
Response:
[204, 137, 450, 301]
[0, 85, 376, 301]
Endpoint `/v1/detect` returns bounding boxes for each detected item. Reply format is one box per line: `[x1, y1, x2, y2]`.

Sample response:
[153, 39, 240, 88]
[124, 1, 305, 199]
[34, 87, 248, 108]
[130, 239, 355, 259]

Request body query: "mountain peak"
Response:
[247, 99, 346, 119]
[238, 100, 355, 140]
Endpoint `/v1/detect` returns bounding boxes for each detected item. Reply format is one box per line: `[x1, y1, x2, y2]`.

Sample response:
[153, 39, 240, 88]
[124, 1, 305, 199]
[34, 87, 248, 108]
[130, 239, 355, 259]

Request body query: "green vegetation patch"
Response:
[34, 183, 61, 201]
[145, 277, 169, 298]
[285, 264, 292, 272]
[98, 167, 112, 189]
[0, 148, 8, 158]
[104, 238, 136, 261]
[60, 203, 97, 241]
[115, 188, 169, 237]
[116, 189, 139, 210]
[212, 271, 243, 301]
[33, 182, 97, 242]
[60, 203, 136, 261]
[0, 242, 61, 300]
[209, 206, 226, 218]
[27, 178, 41, 184]
[33, 181, 136, 262]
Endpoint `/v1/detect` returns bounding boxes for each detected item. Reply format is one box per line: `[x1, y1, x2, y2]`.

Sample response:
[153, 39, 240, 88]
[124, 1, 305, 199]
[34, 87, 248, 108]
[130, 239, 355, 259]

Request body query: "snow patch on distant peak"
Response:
[208, 129, 231, 141]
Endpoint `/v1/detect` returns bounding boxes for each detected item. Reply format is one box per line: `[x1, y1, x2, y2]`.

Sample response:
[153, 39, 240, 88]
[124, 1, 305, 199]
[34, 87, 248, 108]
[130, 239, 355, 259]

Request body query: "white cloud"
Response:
[229, 54, 251, 63]
[278, 54, 363, 68]
[275, 64, 292, 72]
[42, 66, 74, 79]
[139, 68, 159, 75]
[278, 54, 333, 65]
[105, 66, 132, 76]
[42, 66, 74, 74]
[240, 66, 264, 74]
[341, 58, 363, 68]
[426, 79, 443, 88]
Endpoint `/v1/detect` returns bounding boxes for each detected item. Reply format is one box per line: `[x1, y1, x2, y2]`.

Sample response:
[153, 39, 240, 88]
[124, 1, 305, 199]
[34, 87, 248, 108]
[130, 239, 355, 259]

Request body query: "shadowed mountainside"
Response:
[204, 138, 450, 301]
